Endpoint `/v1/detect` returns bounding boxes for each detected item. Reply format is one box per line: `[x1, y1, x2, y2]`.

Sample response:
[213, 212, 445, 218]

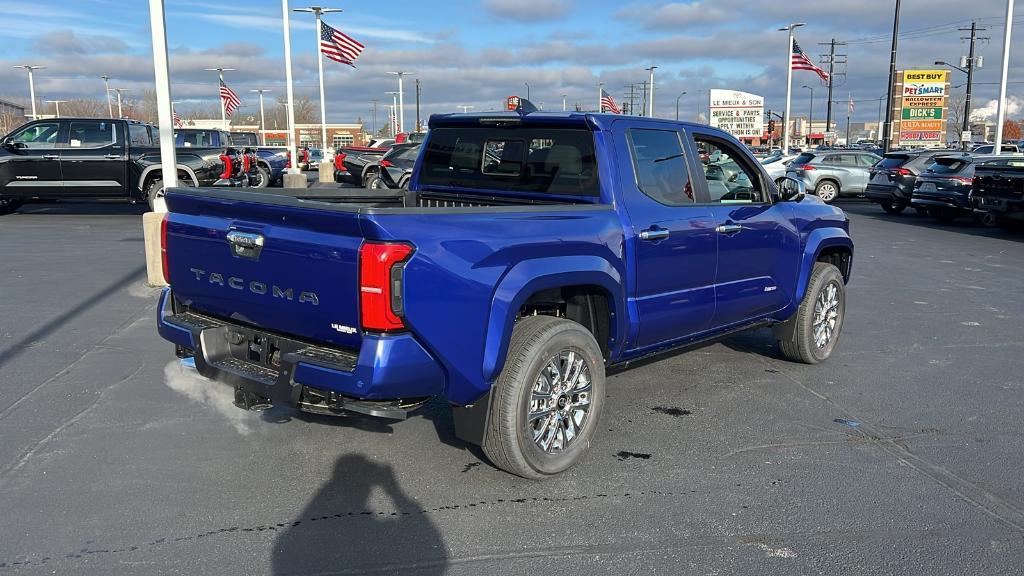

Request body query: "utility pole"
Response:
[294, 6, 342, 151]
[13, 65, 44, 120]
[415, 78, 421, 132]
[101, 74, 113, 117]
[958, 21, 988, 148]
[639, 81, 648, 117]
[818, 38, 847, 142]
[370, 100, 378, 135]
[882, 0, 902, 152]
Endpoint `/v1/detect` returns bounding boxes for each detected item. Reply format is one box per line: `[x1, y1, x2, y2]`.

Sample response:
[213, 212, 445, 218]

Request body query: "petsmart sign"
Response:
[708, 89, 764, 139]
[895, 69, 950, 146]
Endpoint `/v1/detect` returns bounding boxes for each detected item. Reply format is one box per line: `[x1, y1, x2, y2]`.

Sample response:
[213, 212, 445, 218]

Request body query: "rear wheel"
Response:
[0, 197, 24, 215]
[146, 176, 193, 211]
[399, 175, 411, 190]
[814, 180, 840, 203]
[775, 263, 845, 364]
[973, 211, 999, 227]
[482, 316, 605, 479]
[880, 199, 907, 214]
[362, 170, 379, 188]
[368, 176, 387, 189]
[252, 166, 271, 188]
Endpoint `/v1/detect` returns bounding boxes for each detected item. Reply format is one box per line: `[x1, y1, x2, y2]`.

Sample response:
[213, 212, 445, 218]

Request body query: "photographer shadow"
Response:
[271, 453, 448, 575]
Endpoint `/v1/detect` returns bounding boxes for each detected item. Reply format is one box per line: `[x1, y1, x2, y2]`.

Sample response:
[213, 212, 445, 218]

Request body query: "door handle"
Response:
[42, 154, 59, 160]
[639, 227, 670, 241]
[104, 154, 121, 159]
[715, 224, 743, 235]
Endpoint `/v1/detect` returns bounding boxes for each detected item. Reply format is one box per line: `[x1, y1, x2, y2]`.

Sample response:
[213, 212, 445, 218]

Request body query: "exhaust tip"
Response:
[234, 387, 273, 411]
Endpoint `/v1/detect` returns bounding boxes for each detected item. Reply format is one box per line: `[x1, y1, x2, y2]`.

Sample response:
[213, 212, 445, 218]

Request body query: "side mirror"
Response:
[778, 176, 806, 202]
[2, 137, 25, 150]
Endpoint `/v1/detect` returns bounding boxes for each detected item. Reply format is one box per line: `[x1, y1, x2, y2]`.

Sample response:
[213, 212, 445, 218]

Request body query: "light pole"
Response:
[294, 6, 342, 151]
[13, 65, 45, 120]
[458, 105, 474, 113]
[280, 0, 300, 175]
[876, 94, 886, 141]
[524, 82, 530, 101]
[645, 65, 658, 117]
[778, 22, 805, 154]
[802, 85, 814, 145]
[562, 94, 567, 112]
[936, 60, 977, 149]
[370, 99, 378, 135]
[45, 100, 67, 118]
[203, 67, 236, 130]
[386, 91, 399, 136]
[993, 0, 1015, 154]
[112, 88, 128, 117]
[250, 89, 271, 145]
[883, 0, 902, 152]
[101, 74, 113, 117]
[675, 91, 687, 121]
[387, 71, 411, 134]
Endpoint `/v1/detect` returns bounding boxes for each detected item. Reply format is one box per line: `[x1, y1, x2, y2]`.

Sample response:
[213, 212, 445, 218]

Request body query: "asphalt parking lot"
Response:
[1, 199, 1022, 575]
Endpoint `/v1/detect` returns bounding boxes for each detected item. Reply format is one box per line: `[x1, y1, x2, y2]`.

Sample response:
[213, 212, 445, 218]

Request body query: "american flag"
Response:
[220, 80, 241, 116]
[320, 20, 365, 67]
[791, 41, 829, 83]
[600, 89, 621, 114]
[173, 110, 183, 128]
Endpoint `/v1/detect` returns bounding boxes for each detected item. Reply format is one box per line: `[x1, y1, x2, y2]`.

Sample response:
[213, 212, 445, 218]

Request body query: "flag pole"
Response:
[315, 11, 328, 151]
[282, 0, 299, 175]
[219, 70, 226, 129]
[779, 23, 804, 155]
[598, 82, 603, 112]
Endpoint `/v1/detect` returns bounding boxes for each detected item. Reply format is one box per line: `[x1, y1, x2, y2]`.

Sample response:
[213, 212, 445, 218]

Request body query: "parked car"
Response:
[864, 149, 960, 214]
[970, 143, 1020, 154]
[910, 154, 988, 223]
[971, 155, 1024, 228]
[340, 148, 391, 187]
[175, 128, 288, 188]
[156, 110, 853, 478]
[368, 143, 420, 189]
[760, 154, 798, 184]
[0, 118, 248, 214]
[786, 150, 881, 203]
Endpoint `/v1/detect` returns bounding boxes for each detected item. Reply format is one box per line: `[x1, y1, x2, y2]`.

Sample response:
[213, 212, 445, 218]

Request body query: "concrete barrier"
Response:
[283, 172, 307, 188]
[319, 162, 333, 183]
[142, 211, 167, 287]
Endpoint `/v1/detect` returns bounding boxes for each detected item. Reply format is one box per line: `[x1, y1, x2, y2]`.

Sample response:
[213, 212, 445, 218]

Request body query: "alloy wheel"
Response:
[527, 349, 593, 454]
[812, 281, 841, 349]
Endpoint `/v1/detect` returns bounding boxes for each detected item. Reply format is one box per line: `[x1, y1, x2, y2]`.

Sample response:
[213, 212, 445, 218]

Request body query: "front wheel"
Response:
[482, 316, 605, 479]
[775, 262, 846, 364]
[0, 197, 24, 215]
[814, 181, 840, 203]
[252, 166, 271, 188]
[368, 176, 387, 189]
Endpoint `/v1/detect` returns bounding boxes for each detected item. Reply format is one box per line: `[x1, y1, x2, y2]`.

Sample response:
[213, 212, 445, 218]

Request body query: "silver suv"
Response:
[786, 150, 881, 203]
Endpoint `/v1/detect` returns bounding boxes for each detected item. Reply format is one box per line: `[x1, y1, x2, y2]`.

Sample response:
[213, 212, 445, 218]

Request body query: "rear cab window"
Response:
[928, 157, 971, 174]
[419, 126, 599, 199]
[877, 155, 910, 170]
[791, 153, 816, 166]
[68, 121, 118, 148]
[626, 129, 694, 206]
[129, 124, 153, 146]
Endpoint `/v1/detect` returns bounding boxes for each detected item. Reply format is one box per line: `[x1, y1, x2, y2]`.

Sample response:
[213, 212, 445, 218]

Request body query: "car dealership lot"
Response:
[0, 201, 1022, 574]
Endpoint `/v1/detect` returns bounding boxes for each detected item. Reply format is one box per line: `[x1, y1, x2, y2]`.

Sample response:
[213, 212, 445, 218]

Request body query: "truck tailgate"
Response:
[164, 189, 362, 349]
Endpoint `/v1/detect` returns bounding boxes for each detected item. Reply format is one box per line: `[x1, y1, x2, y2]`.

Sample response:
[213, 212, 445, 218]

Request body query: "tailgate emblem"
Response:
[226, 230, 264, 260]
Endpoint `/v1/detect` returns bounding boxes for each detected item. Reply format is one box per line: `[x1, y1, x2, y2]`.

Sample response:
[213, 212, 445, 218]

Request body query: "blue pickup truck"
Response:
[157, 109, 853, 478]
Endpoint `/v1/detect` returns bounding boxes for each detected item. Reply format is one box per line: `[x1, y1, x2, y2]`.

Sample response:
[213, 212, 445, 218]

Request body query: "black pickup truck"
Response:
[0, 118, 249, 214]
[971, 155, 1024, 228]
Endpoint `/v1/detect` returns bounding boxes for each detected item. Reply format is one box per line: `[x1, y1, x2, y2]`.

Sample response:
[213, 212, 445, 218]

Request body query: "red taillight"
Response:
[359, 242, 414, 332]
[160, 214, 170, 284]
[218, 154, 233, 179]
[380, 159, 393, 168]
[894, 168, 912, 176]
[797, 164, 816, 171]
[334, 152, 347, 170]
[242, 152, 252, 172]
[285, 150, 292, 168]
[951, 176, 973, 184]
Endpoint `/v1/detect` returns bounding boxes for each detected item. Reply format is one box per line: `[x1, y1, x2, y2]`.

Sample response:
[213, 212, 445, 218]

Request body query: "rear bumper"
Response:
[911, 191, 971, 211]
[156, 288, 446, 411]
[864, 183, 909, 203]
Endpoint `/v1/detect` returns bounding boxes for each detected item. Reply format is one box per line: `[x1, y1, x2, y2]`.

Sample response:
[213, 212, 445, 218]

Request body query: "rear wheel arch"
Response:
[139, 166, 198, 197]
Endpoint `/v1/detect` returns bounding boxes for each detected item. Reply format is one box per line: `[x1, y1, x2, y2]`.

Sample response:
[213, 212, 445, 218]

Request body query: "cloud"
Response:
[615, 1, 732, 30]
[481, 0, 575, 22]
[184, 12, 435, 44]
[32, 29, 130, 55]
[971, 96, 1023, 121]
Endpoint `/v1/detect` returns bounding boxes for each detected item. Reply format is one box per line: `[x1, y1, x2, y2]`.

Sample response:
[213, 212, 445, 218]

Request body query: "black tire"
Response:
[482, 316, 605, 479]
[880, 199, 907, 214]
[774, 263, 845, 364]
[368, 176, 387, 190]
[146, 176, 193, 211]
[814, 180, 840, 203]
[252, 165, 271, 189]
[914, 206, 929, 217]
[0, 197, 24, 215]
[973, 211, 999, 227]
[399, 175, 411, 190]
[362, 170, 378, 188]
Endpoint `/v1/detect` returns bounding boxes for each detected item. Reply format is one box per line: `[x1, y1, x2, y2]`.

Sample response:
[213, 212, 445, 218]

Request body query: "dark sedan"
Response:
[911, 155, 983, 223]
[370, 143, 420, 189]
[865, 149, 959, 214]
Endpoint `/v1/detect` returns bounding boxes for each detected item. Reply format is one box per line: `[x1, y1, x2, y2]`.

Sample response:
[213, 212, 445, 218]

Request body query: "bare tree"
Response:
[60, 99, 108, 118]
[946, 93, 966, 143]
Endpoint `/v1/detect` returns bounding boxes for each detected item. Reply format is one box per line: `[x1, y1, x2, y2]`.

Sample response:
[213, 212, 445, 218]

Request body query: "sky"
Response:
[1, 0, 1022, 128]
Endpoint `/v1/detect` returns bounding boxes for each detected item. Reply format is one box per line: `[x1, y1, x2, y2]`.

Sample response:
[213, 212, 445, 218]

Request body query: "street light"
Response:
[45, 100, 67, 118]
[13, 65, 45, 120]
[936, 60, 976, 149]
[111, 88, 129, 117]
[675, 91, 687, 121]
[203, 67, 236, 130]
[294, 6, 343, 151]
[387, 71, 411, 134]
[458, 105, 474, 113]
[385, 91, 399, 136]
[778, 22, 805, 154]
[101, 74, 113, 117]
[524, 82, 530, 101]
[801, 85, 814, 145]
[250, 89, 271, 145]
[645, 66, 658, 117]
[562, 93, 567, 112]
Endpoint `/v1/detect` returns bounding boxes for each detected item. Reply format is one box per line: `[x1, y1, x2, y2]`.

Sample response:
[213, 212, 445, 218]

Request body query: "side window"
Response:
[68, 121, 117, 148]
[858, 155, 878, 167]
[690, 135, 763, 203]
[627, 128, 693, 206]
[822, 154, 843, 165]
[10, 122, 62, 148]
[128, 124, 152, 146]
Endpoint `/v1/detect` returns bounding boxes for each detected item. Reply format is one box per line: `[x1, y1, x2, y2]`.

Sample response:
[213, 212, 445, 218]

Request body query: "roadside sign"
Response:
[902, 107, 943, 120]
[708, 89, 764, 139]
[894, 69, 950, 146]
[961, 130, 972, 142]
[506, 96, 520, 111]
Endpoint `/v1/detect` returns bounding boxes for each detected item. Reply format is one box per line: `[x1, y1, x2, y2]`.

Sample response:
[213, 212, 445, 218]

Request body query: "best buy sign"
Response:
[902, 107, 943, 120]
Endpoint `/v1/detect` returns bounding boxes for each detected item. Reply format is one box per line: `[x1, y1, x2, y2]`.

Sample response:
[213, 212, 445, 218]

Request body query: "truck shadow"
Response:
[838, 200, 1024, 243]
[12, 201, 149, 216]
[271, 453, 449, 575]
